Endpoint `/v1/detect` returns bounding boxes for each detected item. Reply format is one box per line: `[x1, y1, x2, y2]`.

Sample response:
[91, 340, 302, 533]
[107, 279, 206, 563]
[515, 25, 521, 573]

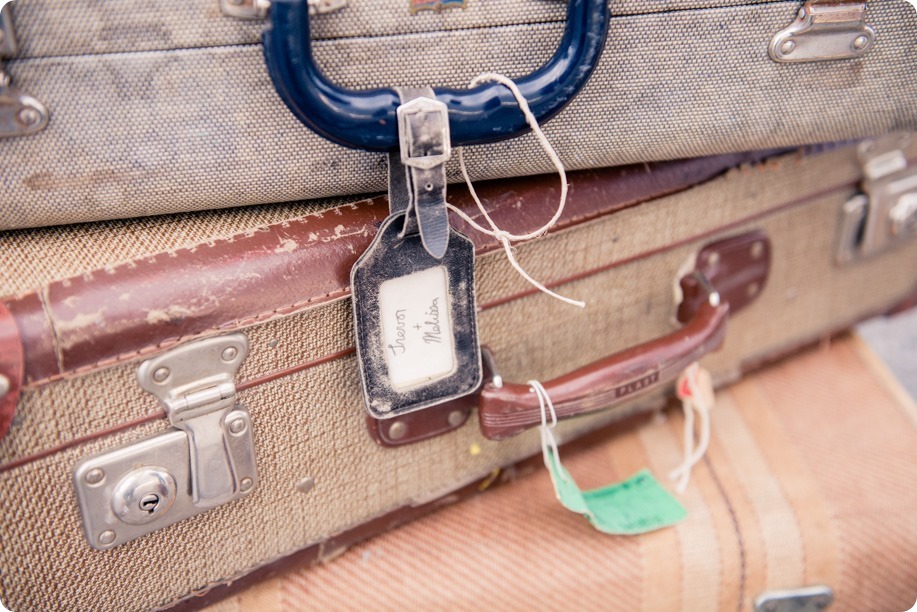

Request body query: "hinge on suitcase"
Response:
[0, 4, 49, 138]
[836, 133, 917, 264]
[769, 1, 875, 63]
[219, 0, 346, 20]
[73, 334, 258, 550]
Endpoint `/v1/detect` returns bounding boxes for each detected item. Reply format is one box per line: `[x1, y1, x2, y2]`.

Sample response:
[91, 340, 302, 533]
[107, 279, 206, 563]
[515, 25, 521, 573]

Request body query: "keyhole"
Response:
[139, 493, 160, 514]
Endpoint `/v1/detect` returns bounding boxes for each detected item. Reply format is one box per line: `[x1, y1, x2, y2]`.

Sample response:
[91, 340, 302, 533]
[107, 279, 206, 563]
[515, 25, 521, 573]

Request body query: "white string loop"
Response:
[446, 73, 585, 309]
[669, 362, 714, 494]
[530, 379, 568, 481]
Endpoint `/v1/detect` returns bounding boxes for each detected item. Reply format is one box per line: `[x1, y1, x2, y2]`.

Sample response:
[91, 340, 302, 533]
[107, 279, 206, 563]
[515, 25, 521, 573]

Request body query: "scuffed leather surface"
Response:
[2, 152, 775, 387]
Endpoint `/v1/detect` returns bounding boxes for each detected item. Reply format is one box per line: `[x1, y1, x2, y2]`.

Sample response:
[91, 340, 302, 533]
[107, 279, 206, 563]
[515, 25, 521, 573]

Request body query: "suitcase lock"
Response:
[836, 133, 917, 264]
[0, 4, 49, 138]
[73, 334, 258, 549]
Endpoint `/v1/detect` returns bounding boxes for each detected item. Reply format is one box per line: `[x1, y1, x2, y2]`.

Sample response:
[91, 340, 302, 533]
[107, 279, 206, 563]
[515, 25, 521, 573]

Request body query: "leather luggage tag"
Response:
[351, 213, 482, 419]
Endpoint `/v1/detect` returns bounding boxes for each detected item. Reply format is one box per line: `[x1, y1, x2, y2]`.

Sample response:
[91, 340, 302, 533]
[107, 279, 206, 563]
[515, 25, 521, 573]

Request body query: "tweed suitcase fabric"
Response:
[2, 1, 916, 229]
[203, 336, 917, 611]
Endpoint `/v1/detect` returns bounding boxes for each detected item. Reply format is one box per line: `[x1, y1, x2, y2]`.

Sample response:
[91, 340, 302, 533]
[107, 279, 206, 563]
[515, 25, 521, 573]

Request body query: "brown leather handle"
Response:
[478, 297, 729, 440]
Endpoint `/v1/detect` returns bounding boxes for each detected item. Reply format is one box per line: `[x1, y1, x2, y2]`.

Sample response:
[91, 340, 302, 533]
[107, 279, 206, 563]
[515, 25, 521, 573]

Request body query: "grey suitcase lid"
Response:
[12, 0, 796, 59]
[2, 0, 916, 230]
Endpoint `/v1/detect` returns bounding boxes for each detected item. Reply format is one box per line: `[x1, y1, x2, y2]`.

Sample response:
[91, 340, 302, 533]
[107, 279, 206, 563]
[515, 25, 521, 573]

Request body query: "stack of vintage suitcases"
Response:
[1, 0, 915, 609]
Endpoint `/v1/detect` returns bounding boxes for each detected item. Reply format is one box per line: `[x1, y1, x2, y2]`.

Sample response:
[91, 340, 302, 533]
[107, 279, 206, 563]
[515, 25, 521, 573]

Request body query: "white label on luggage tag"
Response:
[378, 266, 456, 389]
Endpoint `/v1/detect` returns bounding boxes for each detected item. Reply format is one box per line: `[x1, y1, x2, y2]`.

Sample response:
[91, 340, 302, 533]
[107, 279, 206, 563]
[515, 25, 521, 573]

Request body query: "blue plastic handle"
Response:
[262, 0, 610, 152]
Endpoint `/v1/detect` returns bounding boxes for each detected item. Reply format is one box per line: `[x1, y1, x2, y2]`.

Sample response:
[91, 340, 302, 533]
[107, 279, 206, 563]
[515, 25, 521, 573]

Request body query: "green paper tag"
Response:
[545, 447, 687, 535]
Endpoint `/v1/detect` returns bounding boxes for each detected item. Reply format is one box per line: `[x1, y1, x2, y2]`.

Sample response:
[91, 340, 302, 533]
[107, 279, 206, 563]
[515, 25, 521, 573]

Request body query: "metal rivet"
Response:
[852, 35, 869, 51]
[228, 418, 246, 435]
[447, 410, 466, 428]
[780, 39, 796, 55]
[98, 531, 116, 546]
[16, 107, 41, 128]
[152, 367, 170, 383]
[388, 421, 408, 440]
[85, 468, 105, 485]
[797, 7, 806, 19]
[0, 374, 9, 399]
[240, 477, 254, 492]
[705, 251, 720, 267]
[221, 346, 238, 362]
[750, 241, 765, 260]
[746, 282, 760, 297]
[295, 477, 315, 495]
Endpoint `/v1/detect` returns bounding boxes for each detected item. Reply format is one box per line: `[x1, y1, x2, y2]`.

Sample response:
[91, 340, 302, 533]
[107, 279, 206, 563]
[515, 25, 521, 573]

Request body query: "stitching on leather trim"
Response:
[22, 286, 351, 389]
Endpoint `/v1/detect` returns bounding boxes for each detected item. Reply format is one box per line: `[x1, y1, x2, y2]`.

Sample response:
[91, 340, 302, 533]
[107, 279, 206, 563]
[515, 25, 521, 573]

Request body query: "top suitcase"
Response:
[1, 0, 916, 230]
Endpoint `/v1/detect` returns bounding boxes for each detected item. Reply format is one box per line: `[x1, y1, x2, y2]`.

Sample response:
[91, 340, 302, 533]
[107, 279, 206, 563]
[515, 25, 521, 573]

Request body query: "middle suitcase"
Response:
[1, 140, 916, 610]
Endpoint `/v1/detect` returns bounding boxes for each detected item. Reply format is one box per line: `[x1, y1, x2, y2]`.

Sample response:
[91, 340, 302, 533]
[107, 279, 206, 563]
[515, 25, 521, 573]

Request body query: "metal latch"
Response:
[220, 0, 346, 19]
[755, 585, 834, 612]
[769, 1, 875, 63]
[73, 334, 257, 549]
[837, 133, 917, 264]
[0, 3, 49, 138]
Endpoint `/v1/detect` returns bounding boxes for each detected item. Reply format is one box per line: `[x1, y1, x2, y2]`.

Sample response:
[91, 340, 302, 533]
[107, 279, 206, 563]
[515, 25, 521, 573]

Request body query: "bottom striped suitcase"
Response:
[0, 136, 915, 610]
[201, 335, 917, 611]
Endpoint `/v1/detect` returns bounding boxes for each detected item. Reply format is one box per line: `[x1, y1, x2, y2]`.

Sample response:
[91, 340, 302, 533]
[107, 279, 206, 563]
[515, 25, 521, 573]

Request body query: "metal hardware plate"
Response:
[220, 0, 271, 19]
[769, 2, 874, 63]
[220, 0, 346, 19]
[755, 585, 834, 612]
[0, 5, 18, 57]
[0, 83, 50, 138]
[73, 408, 256, 550]
[0, 4, 50, 138]
[74, 334, 257, 549]
[397, 97, 451, 171]
[837, 133, 917, 264]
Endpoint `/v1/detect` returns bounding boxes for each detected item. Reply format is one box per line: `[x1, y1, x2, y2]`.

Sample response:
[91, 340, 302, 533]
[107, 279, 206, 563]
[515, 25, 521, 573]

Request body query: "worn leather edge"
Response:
[1, 151, 782, 388]
[0, 302, 24, 439]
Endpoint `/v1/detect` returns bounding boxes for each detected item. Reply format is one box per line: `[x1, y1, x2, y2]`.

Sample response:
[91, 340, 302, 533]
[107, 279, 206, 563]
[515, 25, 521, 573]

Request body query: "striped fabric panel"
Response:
[206, 336, 917, 611]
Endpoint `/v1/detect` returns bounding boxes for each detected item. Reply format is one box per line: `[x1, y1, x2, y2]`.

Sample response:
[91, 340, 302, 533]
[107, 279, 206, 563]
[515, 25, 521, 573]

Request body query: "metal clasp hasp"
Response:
[73, 334, 258, 549]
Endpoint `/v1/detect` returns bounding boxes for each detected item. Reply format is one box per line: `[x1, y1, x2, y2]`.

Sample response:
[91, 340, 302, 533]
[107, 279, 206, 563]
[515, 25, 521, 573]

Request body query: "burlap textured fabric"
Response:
[0, 146, 915, 610]
[2, 1, 916, 229]
[204, 337, 917, 612]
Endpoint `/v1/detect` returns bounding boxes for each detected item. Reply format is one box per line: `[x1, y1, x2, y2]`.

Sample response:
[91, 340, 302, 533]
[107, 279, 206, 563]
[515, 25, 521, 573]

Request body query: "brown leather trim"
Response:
[2, 293, 58, 385]
[478, 180, 854, 311]
[165, 410, 655, 611]
[365, 348, 494, 447]
[4, 151, 781, 389]
[2, 178, 909, 472]
[677, 231, 771, 323]
[0, 301, 24, 439]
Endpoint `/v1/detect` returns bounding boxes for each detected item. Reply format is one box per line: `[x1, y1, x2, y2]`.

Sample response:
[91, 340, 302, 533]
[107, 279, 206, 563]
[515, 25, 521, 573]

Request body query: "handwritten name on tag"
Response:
[379, 266, 456, 389]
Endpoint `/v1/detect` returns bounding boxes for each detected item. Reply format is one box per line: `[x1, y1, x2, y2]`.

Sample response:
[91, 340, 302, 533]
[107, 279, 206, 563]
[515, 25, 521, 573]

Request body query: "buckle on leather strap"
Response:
[397, 97, 452, 170]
